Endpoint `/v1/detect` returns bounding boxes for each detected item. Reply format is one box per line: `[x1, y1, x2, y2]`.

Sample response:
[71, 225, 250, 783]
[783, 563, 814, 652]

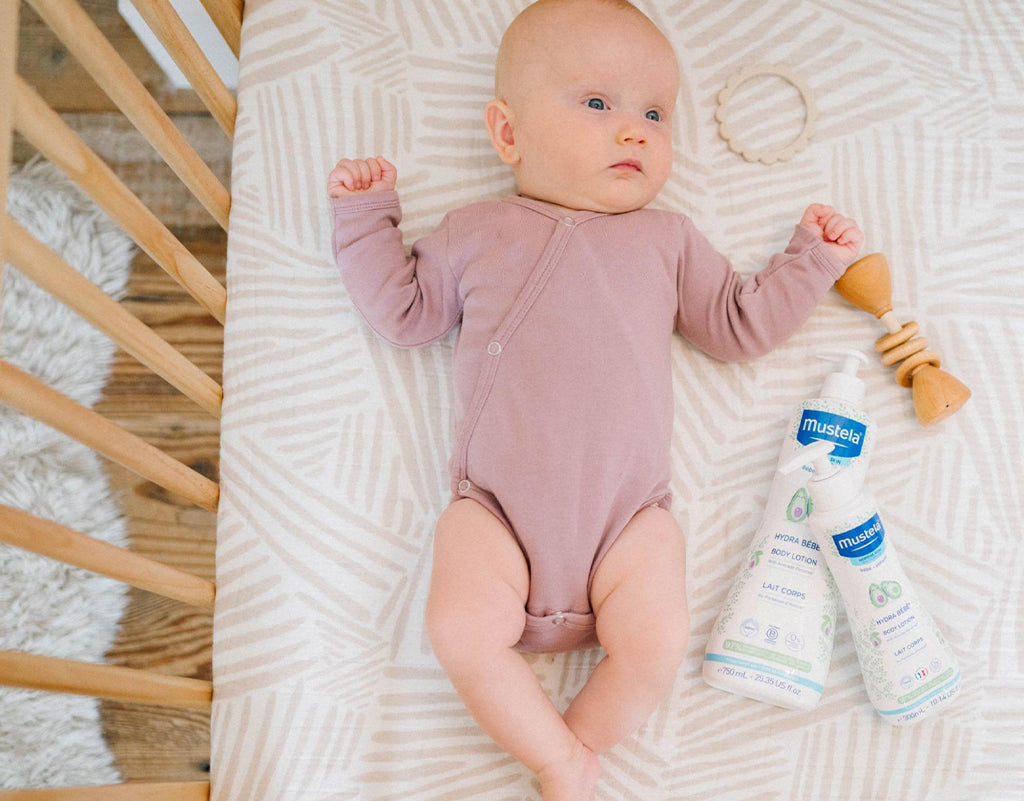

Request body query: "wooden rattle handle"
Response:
[835, 253, 970, 425]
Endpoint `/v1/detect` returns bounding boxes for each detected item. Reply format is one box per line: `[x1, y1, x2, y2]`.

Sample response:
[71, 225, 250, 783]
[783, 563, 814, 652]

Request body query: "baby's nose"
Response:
[616, 124, 647, 146]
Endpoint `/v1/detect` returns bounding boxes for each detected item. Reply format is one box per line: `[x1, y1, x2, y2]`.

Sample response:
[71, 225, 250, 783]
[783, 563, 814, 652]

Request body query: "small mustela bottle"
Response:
[802, 448, 962, 724]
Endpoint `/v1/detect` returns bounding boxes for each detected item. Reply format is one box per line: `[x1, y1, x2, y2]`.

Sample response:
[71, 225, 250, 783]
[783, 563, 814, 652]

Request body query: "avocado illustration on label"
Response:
[870, 630, 883, 648]
[881, 580, 902, 600]
[869, 583, 888, 608]
[786, 488, 812, 522]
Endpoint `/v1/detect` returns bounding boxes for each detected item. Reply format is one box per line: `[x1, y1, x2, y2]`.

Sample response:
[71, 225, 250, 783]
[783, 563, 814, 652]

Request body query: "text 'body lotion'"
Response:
[702, 350, 873, 709]
[803, 449, 962, 724]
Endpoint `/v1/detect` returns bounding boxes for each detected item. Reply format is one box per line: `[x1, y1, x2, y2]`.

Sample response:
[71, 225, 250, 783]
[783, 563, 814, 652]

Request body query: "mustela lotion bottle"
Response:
[798, 448, 962, 724]
[703, 350, 873, 709]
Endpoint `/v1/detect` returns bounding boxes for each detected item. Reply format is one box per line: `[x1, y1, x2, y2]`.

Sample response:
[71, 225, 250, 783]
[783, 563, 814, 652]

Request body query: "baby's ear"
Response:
[485, 100, 520, 165]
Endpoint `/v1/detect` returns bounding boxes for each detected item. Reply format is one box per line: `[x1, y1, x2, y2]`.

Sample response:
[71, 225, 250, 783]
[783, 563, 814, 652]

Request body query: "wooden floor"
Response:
[14, 0, 230, 783]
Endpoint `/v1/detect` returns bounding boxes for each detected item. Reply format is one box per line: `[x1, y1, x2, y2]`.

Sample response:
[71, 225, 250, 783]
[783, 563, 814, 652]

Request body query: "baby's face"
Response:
[496, 3, 679, 214]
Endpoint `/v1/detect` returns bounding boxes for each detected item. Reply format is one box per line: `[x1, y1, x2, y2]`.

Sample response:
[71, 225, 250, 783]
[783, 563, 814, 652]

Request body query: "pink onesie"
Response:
[331, 192, 845, 653]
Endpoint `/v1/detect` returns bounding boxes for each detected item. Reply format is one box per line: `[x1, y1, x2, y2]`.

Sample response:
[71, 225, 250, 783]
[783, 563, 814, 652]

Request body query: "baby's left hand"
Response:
[800, 204, 863, 265]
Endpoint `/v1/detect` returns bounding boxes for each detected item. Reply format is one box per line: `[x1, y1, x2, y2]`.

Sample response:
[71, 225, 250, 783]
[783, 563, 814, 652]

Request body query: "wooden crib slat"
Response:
[25, 0, 231, 231]
[0, 650, 212, 708]
[0, 781, 210, 801]
[3, 215, 223, 418]
[126, 0, 236, 139]
[0, 360, 220, 512]
[199, 0, 241, 58]
[0, 504, 216, 610]
[13, 76, 227, 324]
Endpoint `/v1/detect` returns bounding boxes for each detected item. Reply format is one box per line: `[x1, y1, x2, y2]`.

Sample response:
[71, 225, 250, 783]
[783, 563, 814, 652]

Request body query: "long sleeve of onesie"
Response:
[331, 191, 462, 347]
[674, 216, 847, 362]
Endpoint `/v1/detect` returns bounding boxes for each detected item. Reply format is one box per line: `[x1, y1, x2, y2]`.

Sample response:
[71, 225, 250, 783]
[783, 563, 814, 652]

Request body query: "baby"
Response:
[327, 1, 862, 798]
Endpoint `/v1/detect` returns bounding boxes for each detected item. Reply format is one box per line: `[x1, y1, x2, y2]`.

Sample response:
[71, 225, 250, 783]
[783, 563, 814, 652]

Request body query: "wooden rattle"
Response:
[834, 253, 970, 426]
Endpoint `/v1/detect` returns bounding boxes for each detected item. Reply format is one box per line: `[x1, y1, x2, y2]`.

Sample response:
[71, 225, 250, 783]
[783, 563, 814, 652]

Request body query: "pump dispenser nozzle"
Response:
[779, 440, 836, 477]
[817, 348, 870, 405]
[781, 441, 863, 510]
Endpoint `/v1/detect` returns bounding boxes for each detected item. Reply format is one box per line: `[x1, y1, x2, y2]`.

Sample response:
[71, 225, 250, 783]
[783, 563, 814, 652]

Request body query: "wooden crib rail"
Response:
[25, 0, 231, 230]
[0, 361, 220, 512]
[0, 504, 216, 610]
[0, 781, 210, 801]
[3, 215, 223, 417]
[13, 75, 227, 323]
[202, 0, 242, 57]
[0, 650, 212, 708]
[127, 0, 236, 138]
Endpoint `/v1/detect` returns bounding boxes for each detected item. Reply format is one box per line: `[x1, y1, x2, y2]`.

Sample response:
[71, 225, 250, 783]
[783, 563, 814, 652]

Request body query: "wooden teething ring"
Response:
[716, 63, 817, 165]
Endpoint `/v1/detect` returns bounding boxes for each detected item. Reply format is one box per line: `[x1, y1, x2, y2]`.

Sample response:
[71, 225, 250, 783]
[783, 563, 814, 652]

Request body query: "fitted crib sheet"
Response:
[212, 1, 1024, 799]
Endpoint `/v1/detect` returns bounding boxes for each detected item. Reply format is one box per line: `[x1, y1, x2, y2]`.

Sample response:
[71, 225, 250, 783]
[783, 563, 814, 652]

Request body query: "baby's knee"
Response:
[615, 605, 689, 693]
[646, 615, 689, 688]
[425, 596, 472, 668]
[425, 591, 524, 674]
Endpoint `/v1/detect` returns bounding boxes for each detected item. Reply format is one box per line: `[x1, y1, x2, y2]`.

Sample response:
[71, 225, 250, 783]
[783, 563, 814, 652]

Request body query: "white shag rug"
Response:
[0, 160, 135, 788]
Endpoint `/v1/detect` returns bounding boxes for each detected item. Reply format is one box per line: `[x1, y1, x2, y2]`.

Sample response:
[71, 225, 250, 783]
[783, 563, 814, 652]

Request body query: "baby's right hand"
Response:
[327, 156, 397, 197]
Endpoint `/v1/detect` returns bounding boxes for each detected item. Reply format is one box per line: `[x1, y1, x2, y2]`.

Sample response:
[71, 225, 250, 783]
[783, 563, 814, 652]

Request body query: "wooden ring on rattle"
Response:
[874, 321, 919, 353]
[894, 350, 942, 388]
[880, 333, 929, 367]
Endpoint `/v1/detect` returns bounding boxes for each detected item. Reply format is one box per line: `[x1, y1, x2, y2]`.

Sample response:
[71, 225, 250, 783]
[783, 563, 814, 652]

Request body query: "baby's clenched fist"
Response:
[328, 156, 397, 197]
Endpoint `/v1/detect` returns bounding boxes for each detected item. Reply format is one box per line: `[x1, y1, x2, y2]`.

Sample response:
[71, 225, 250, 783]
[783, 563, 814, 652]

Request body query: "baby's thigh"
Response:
[590, 508, 689, 658]
[426, 499, 530, 653]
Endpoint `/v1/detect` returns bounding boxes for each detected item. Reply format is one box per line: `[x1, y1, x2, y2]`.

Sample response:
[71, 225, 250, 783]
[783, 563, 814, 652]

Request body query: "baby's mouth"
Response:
[610, 160, 643, 172]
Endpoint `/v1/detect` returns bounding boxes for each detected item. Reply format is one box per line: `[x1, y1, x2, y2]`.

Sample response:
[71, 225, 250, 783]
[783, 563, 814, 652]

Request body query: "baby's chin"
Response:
[518, 187, 659, 215]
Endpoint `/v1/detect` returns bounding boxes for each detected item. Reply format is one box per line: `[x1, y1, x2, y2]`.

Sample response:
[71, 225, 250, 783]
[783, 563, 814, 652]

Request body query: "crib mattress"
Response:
[212, 1, 1024, 799]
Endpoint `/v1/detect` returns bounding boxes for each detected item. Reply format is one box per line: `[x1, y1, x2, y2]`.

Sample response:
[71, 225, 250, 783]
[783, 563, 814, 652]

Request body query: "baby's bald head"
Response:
[494, 0, 672, 108]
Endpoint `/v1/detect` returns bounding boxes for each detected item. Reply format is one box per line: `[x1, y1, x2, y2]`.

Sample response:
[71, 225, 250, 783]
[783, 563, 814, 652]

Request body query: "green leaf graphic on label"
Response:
[869, 583, 888, 608]
[787, 488, 811, 522]
[881, 580, 902, 600]
[749, 550, 762, 568]
[821, 614, 832, 636]
[870, 630, 882, 647]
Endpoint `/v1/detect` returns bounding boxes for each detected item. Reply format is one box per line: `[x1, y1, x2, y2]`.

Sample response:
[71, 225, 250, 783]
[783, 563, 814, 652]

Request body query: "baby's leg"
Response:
[563, 507, 689, 754]
[426, 499, 600, 800]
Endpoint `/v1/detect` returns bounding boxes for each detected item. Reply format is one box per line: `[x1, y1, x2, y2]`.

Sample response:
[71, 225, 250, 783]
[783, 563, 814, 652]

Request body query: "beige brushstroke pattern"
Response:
[211, 2, 1024, 799]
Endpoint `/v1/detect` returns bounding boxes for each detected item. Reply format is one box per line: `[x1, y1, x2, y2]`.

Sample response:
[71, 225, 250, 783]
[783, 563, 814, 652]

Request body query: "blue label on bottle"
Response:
[833, 514, 885, 561]
[797, 409, 866, 464]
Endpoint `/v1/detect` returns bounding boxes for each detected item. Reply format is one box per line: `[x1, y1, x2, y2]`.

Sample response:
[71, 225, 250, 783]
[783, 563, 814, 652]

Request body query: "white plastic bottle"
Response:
[702, 349, 874, 709]
[800, 449, 962, 725]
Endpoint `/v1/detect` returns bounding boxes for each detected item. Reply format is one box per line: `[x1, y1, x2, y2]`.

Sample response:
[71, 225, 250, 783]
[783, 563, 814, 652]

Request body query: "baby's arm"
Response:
[675, 205, 862, 361]
[329, 157, 462, 347]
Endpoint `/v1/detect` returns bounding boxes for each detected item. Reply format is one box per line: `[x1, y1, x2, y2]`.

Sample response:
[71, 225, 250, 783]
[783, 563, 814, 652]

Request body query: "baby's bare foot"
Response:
[536, 738, 601, 801]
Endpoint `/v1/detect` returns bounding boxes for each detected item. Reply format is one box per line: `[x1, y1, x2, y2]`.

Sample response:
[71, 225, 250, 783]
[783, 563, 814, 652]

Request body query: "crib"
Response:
[1, 0, 231, 797]
[2, 1, 1023, 800]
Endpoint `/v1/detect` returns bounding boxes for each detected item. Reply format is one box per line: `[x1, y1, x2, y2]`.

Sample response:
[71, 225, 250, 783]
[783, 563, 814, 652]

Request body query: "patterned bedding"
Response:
[211, 2, 1024, 798]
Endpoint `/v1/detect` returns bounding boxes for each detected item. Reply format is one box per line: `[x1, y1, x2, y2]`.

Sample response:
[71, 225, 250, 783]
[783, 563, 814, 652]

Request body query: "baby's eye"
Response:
[646, 110, 662, 122]
[587, 98, 607, 110]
